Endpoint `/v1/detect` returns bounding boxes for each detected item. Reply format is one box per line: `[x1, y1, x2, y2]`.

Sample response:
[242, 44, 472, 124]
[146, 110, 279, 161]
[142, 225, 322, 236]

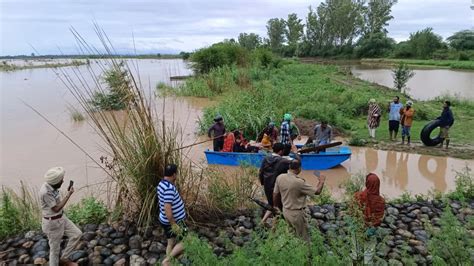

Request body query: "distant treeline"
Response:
[0, 53, 188, 60]
[231, 0, 474, 60]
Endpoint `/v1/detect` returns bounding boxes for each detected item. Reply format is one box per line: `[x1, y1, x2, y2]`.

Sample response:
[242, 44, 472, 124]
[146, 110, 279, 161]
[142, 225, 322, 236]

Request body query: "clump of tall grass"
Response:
[446, 166, 473, 201]
[0, 183, 40, 239]
[340, 173, 366, 198]
[68, 107, 85, 122]
[54, 27, 193, 226]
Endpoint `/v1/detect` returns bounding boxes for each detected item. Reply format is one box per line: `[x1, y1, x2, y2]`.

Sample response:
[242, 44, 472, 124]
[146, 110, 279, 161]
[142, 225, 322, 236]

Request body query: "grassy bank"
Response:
[174, 62, 474, 148]
[361, 58, 474, 70]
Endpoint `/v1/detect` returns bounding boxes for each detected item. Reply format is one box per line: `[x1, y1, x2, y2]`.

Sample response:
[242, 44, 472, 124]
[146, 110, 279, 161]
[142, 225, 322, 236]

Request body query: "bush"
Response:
[447, 166, 473, 201]
[458, 52, 470, 61]
[0, 184, 40, 240]
[89, 63, 131, 110]
[190, 42, 249, 74]
[428, 206, 473, 264]
[67, 197, 108, 225]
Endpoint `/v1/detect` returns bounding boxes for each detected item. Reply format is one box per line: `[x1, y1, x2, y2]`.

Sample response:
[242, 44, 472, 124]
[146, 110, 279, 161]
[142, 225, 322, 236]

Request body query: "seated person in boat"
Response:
[221, 130, 236, 152]
[233, 131, 251, 152]
[314, 121, 332, 146]
[258, 134, 273, 154]
[257, 122, 279, 144]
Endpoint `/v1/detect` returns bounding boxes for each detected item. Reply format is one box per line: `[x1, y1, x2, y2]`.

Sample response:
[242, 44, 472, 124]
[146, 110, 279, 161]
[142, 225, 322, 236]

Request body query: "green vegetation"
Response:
[447, 166, 473, 201]
[0, 59, 87, 72]
[361, 58, 474, 70]
[67, 197, 109, 225]
[68, 107, 85, 122]
[392, 63, 414, 93]
[183, 60, 473, 145]
[0, 183, 40, 240]
[428, 206, 473, 265]
[89, 63, 132, 110]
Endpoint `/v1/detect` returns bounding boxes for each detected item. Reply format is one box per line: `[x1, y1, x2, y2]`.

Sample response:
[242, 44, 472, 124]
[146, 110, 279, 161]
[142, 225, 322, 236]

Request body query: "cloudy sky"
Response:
[0, 0, 473, 55]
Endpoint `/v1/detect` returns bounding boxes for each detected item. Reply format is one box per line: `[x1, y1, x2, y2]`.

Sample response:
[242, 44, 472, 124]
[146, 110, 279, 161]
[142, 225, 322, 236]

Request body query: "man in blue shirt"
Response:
[158, 164, 187, 266]
[388, 96, 403, 141]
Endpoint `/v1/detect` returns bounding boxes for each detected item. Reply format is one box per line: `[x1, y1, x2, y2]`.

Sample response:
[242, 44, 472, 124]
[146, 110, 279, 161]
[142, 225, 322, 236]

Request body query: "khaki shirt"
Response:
[273, 172, 317, 210]
[39, 183, 62, 217]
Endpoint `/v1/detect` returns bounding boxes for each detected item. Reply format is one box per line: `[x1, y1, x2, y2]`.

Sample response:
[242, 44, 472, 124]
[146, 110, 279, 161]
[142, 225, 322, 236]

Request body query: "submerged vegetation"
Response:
[0, 59, 87, 72]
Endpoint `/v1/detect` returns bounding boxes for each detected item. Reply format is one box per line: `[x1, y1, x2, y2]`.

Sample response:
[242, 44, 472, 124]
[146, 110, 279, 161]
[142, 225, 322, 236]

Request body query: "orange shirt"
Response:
[400, 107, 415, 127]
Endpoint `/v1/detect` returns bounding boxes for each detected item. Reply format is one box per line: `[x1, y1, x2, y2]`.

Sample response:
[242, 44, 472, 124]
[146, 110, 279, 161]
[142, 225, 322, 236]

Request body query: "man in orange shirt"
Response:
[400, 101, 415, 145]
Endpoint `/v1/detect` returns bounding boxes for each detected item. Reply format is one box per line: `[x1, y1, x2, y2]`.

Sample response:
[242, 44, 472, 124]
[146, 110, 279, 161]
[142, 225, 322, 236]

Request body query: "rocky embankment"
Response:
[1, 199, 473, 265]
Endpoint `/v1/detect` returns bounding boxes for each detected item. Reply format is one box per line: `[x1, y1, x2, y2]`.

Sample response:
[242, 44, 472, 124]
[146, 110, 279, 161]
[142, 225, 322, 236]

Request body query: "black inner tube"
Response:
[420, 119, 443, 146]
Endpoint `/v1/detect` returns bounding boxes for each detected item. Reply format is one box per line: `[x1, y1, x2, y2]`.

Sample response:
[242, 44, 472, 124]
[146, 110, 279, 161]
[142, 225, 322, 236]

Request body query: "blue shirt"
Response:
[389, 102, 403, 121]
[157, 180, 186, 225]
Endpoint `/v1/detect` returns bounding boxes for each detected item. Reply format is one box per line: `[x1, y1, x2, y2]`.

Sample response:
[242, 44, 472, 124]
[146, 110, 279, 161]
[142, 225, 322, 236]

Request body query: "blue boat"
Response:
[204, 146, 352, 170]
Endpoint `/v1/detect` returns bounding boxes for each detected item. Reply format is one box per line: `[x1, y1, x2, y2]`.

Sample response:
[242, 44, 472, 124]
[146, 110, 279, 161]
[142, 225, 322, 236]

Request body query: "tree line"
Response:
[234, 0, 473, 60]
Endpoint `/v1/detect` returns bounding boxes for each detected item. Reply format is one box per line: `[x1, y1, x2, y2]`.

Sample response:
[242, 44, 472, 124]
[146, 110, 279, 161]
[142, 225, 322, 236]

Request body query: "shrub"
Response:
[392, 63, 415, 93]
[447, 166, 473, 201]
[341, 173, 366, 198]
[89, 63, 132, 110]
[66, 197, 108, 225]
[428, 206, 473, 264]
[190, 42, 249, 74]
[458, 52, 470, 61]
[348, 135, 367, 146]
[0, 184, 40, 240]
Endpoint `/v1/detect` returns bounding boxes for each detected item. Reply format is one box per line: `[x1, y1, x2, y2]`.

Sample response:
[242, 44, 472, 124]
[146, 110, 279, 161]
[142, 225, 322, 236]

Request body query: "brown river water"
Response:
[351, 65, 474, 100]
[1, 59, 472, 201]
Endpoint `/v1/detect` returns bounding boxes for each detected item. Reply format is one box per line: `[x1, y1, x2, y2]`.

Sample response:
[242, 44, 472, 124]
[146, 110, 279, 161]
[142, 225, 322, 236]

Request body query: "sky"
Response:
[0, 0, 473, 56]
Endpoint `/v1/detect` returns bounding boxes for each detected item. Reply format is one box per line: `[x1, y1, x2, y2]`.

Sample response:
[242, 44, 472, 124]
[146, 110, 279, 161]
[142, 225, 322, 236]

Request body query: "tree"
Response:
[447, 30, 474, 50]
[363, 0, 397, 35]
[408, 28, 444, 59]
[238, 33, 262, 50]
[285, 13, 304, 56]
[355, 32, 395, 58]
[392, 63, 414, 93]
[266, 18, 287, 54]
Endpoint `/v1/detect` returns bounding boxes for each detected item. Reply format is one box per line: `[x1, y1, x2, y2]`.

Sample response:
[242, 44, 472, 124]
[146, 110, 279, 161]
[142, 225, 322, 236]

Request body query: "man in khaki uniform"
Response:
[273, 160, 326, 242]
[40, 167, 82, 265]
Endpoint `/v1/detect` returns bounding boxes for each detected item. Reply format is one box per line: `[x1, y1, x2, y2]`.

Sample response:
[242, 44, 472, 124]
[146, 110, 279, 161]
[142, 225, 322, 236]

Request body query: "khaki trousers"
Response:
[42, 216, 82, 266]
[283, 208, 310, 242]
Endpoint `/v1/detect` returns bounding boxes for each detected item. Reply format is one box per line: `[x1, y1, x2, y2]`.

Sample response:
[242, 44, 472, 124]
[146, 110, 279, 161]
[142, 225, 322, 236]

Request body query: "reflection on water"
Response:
[351, 65, 474, 100]
[1, 59, 472, 200]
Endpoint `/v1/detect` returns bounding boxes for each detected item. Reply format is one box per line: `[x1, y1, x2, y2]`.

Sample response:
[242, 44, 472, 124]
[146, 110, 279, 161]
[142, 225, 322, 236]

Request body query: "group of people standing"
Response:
[367, 96, 454, 148]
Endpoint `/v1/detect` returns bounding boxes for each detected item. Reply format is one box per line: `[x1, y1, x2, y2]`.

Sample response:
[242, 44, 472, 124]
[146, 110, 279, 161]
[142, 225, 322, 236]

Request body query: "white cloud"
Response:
[0, 0, 472, 55]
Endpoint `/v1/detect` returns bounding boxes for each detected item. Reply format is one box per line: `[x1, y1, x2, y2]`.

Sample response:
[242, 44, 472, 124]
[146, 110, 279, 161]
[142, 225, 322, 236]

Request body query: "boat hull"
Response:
[204, 146, 351, 170]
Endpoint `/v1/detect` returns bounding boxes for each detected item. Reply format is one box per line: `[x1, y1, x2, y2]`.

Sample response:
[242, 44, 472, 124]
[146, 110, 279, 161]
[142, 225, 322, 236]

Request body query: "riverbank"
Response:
[361, 58, 474, 70]
[172, 61, 474, 158]
[1, 198, 472, 265]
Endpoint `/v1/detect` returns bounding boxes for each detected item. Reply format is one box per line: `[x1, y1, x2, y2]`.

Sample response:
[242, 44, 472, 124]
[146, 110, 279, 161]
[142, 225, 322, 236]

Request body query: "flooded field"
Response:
[351, 65, 474, 100]
[1, 59, 472, 200]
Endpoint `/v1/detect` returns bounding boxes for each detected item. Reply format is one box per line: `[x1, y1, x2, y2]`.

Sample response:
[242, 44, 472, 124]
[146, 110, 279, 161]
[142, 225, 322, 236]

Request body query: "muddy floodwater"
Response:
[351, 65, 474, 100]
[1, 59, 472, 201]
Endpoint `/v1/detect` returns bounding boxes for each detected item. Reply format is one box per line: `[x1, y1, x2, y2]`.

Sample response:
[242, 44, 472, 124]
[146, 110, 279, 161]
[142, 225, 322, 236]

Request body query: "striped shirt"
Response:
[157, 180, 186, 225]
[280, 121, 291, 145]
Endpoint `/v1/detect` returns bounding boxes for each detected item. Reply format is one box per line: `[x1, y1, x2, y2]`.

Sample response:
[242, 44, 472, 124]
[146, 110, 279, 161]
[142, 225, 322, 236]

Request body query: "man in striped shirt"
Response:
[157, 164, 187, 266]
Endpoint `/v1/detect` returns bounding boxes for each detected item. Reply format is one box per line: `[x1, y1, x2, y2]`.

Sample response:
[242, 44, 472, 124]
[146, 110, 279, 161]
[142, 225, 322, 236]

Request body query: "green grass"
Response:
[361, 58, 474, 70]
[66, 197, 109, 225]
[0, 60, 87, 72]
[183, 62, 473, 145]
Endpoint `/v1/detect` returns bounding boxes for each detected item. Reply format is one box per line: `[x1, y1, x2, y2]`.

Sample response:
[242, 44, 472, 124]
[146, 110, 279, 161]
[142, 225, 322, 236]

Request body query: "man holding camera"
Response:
[40, 167, 82, 265]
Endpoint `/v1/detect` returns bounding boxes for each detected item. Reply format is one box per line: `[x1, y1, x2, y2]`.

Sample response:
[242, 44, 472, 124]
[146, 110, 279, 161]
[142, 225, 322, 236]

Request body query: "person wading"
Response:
[388, 96, 403, 141]
[259, 143, 286, 224]
[273, 160, 326, 242]
[400, 101, 415, 145]
[158, 164, 187, 266]
[436, 100, 454, 149]
[367, 99, 381, 139]
[40, 167, 82, 266]
[208, 115, 226, 151]
[352, 173, 385, 265]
